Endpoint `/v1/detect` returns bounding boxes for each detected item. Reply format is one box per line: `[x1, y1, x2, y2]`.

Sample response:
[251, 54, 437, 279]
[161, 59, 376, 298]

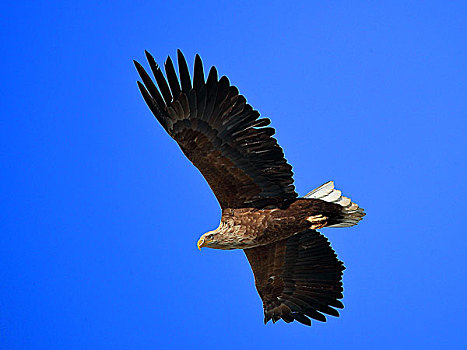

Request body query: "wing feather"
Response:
[134, 61, 165, 108]
[177, 49, 192, 93]
[135, 50, 297, 208]
[136, 81, 170, 130]
[193, 54, 205, 91]
[145, 51, 172, 105]
[244, 229, 345, 326]
[164, 56, 181, 99]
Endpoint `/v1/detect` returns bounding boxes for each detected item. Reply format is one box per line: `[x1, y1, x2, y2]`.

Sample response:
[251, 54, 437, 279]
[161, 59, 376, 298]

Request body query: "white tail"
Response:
[304, 181, 365, 227]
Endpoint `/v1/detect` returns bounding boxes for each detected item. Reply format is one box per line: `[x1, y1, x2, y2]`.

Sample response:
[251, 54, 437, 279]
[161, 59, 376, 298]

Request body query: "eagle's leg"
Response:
[306, 214, 328, 230]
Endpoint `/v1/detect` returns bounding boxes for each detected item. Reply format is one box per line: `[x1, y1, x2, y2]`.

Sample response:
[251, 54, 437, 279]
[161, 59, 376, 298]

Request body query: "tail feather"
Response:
[305, 181, 365, 228]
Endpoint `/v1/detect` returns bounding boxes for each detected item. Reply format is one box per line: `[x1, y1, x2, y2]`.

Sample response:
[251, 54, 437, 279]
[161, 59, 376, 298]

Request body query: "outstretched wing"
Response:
[134, 50, 297, 209]
[244, 229, 345, 326]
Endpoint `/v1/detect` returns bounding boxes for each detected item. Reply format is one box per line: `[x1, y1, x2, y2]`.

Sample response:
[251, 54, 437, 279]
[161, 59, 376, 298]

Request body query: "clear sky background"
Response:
[1, 1, 466, 349]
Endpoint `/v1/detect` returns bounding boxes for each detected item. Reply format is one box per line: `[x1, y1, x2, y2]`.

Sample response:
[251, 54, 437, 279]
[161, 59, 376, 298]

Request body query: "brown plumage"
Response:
[134, 50, 365, 326]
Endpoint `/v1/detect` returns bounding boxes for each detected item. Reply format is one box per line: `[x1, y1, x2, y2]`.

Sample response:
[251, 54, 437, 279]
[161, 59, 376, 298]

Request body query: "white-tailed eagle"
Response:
[134, 50, 365, 326]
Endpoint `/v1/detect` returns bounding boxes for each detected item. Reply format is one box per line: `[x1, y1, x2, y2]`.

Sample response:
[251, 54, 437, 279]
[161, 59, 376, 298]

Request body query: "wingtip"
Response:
[145, 50, 157, 66]
[194, 53, 203, 69]
[207, 65, 218, 84]
[133, 59, 142, 69]
[292, 313, 312, 326]
[133, 60, 147, 77]
[177, 49, 186, 63]
[164, 55, 174, 67]
[177, 49, 188, 64]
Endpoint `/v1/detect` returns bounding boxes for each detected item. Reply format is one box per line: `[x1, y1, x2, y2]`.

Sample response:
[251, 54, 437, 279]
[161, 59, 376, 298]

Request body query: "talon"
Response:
[307, 214, 328, 230]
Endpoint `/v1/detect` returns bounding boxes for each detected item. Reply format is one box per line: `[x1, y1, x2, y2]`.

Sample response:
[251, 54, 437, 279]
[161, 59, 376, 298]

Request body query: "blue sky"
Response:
[1, 1, 466, 349]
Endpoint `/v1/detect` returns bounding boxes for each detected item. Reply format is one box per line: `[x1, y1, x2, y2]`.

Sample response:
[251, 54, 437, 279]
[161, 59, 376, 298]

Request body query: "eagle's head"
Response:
[197, 222, 242, 250]
[197, 230, 238, 250]
[197, 231, 217, 250]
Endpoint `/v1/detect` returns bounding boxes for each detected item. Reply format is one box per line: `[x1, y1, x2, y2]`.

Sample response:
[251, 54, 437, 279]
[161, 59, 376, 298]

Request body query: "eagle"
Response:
[133, 50, 365, 326]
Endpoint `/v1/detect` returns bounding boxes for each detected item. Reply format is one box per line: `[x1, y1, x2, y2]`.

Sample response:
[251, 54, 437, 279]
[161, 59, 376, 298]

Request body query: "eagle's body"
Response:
[134, 50, 365, 326]
[205, 198, 346, 250]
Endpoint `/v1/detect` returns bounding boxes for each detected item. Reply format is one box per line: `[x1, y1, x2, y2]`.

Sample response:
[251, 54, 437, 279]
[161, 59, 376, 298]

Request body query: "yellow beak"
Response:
[197, 237, 206, 250]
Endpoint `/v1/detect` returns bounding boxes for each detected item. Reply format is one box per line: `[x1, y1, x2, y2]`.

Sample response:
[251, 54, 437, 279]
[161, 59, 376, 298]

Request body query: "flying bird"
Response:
[133, 50, 365, 326]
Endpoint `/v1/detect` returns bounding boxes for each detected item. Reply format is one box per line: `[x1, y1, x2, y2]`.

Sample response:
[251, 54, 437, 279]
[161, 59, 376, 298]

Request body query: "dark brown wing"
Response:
[134, 50, 297, 209]
[244, 229, 345, 326]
